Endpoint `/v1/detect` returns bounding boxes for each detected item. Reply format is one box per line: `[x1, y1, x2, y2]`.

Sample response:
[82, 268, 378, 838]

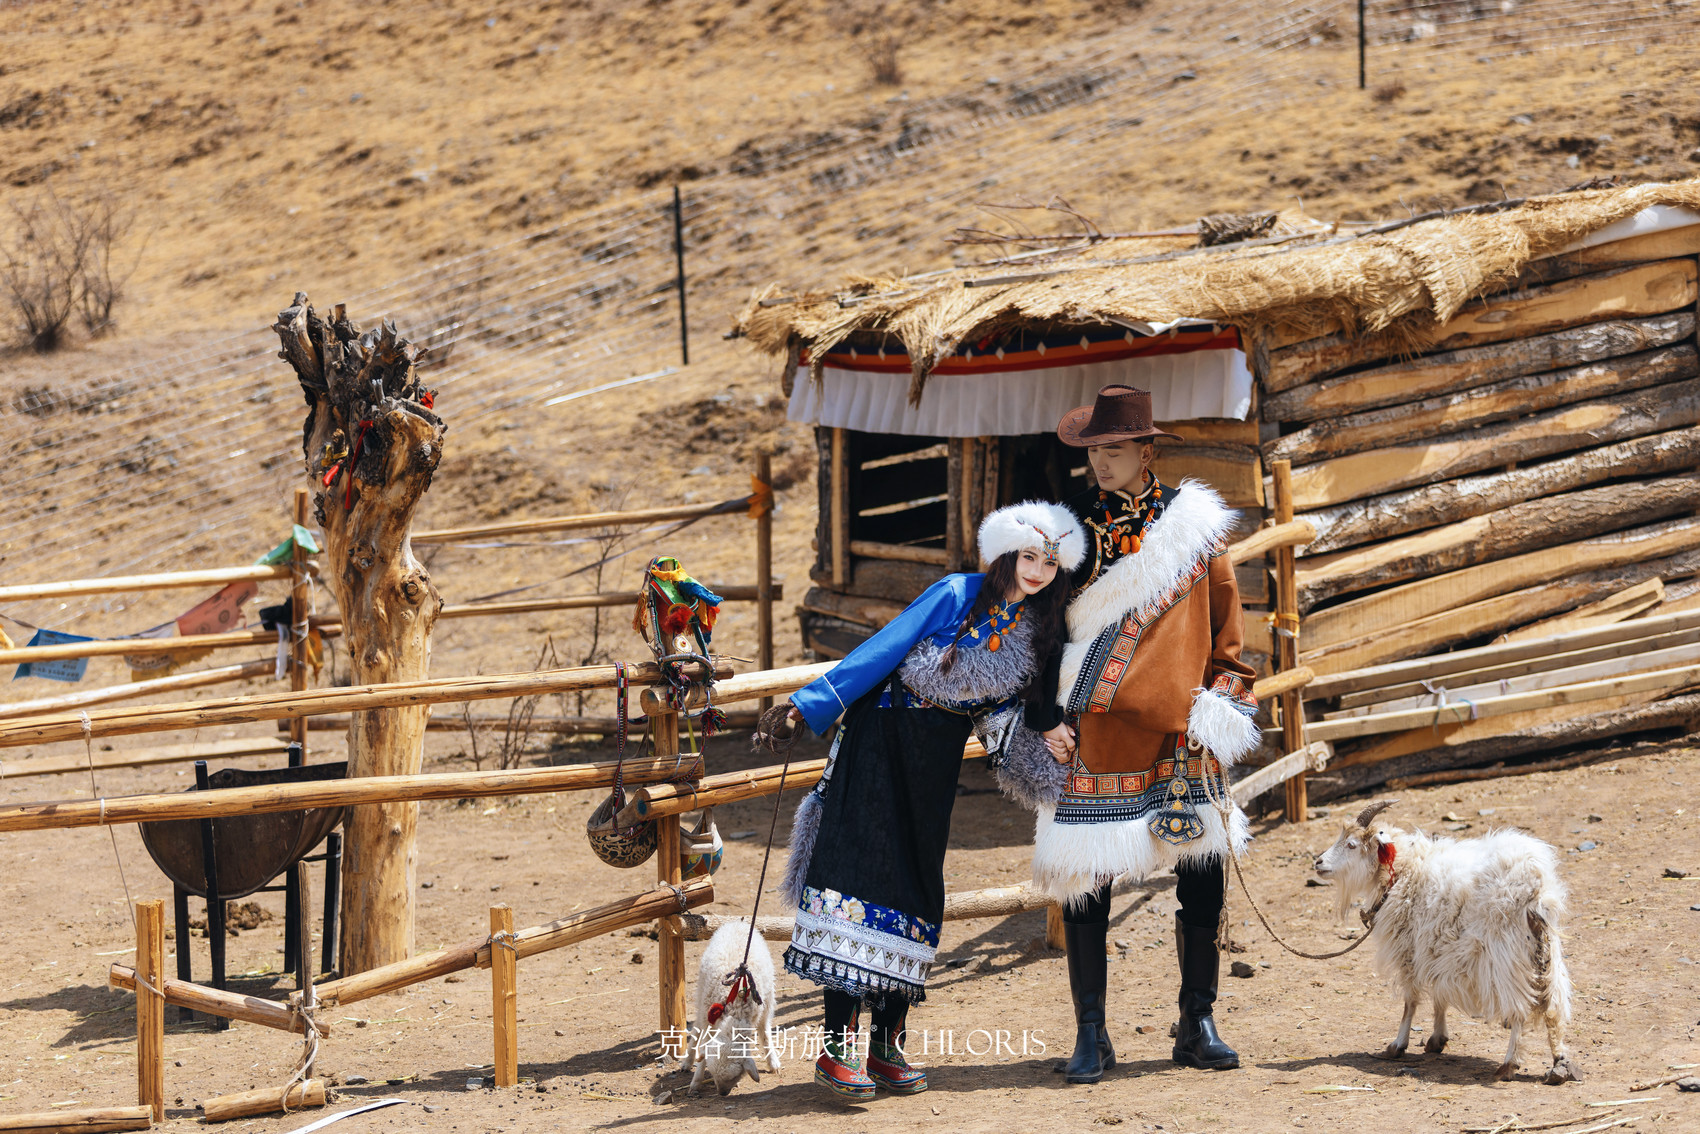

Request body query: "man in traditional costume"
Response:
[1027, 384, 1261, 1082]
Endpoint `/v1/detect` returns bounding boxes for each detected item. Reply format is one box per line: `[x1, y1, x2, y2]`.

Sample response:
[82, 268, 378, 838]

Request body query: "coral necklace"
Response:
[983, 597, 1024, 652]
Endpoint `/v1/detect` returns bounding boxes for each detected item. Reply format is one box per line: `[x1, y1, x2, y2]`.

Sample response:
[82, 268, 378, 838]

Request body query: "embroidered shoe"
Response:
[867, 1044, 928, 1094]
[815, 1049, 876, 1102]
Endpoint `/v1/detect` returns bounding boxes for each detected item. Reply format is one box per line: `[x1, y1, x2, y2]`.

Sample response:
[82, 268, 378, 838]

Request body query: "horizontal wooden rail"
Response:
[0, 659, 276, 720]
[293, 710, 763, 735]
[0, 1105, 153, 1132]
[849, 539, 951, 566]
[704, 661, 833, 706]
[308, 879, 713, 1007]
[618, 737, 990, 825]
[0, 623, 341, 666]
[0, 739, 290, 779]
[0, 658, 730, 750]
[1249, 666, 1313, 701]
[1226, 519, 1316, 565]
[109, 967, 324, 1035]
[0, 564, 297, 604]
[438, 583, 780, 621]
[413, 499, 753, 544]
[1303, 606, 1700, 699]
[0, 753, 704, 833]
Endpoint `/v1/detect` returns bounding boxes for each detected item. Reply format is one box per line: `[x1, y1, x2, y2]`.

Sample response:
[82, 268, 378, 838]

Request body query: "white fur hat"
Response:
[977, 500, 1085, 572]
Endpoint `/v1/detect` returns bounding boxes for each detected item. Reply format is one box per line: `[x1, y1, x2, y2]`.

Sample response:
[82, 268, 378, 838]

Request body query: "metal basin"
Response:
[139, 762, 347, 900]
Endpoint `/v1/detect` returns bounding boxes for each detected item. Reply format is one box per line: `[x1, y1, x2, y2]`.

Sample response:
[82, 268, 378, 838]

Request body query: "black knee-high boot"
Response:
[1171, 860, 1239, 1071]
[1057, 885, 1117, 1084]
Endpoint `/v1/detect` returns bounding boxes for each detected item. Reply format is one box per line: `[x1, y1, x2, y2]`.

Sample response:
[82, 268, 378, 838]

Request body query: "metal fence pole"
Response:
[1358, 0, 1367, 88]
[672, 185, 689, 366]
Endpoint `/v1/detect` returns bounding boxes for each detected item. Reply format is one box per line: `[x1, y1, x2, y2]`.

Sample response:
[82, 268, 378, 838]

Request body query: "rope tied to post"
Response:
[279, 1001, 320, 1112]
[81, 710, 138, 931]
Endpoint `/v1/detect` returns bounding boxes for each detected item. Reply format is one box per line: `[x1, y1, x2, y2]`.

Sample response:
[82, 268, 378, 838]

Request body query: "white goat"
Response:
[1313, 800, 1579, 1085]
[679, 920, 782, 1096]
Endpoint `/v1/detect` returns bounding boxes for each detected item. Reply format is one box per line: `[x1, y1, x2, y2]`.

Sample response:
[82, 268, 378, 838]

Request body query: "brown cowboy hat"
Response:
[1057, 385, 1184, 447]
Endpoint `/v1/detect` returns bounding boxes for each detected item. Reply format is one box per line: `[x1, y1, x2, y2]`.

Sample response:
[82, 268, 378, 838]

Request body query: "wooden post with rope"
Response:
[1271, 459, 1308, 825]
[490, 905, 518, 1087]
[135, 900, 165, 1123]
[288, 488, 311, 754]
[755, 453, 775, 712]
[653, 709, 687, 1045]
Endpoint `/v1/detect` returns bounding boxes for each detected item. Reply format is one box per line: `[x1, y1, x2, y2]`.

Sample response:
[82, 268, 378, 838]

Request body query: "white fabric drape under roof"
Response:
[788, 348, 1253, 437]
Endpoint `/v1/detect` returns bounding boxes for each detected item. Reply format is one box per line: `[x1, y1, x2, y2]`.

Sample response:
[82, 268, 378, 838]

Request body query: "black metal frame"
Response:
[171, 743, 343, 1028]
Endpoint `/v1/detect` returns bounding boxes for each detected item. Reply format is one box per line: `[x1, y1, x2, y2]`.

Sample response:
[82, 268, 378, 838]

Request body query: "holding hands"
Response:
[1043, 722, 1077, 764]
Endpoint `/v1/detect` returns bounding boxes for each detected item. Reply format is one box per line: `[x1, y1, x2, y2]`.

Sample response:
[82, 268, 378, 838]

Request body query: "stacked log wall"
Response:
[1258, 226, 1700, 777]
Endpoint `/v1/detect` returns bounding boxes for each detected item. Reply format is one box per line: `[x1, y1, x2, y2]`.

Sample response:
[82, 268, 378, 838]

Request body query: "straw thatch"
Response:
[736, 179, 1700, 405]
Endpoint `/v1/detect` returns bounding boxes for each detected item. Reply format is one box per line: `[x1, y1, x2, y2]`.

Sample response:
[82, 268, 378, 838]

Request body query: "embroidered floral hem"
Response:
[784, 885, 939, 1005]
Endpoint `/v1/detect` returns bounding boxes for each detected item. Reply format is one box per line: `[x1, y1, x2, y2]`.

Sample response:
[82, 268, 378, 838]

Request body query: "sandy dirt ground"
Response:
[1, 728, 1696, 1133]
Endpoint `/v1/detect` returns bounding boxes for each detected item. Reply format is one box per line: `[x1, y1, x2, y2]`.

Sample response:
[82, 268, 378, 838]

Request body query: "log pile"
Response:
[1267, 226, 1700, 785]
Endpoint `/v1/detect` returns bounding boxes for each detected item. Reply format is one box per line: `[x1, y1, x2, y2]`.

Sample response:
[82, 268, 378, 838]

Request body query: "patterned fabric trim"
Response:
[785, 886, 939, 1004]
[1053, 738, 1227, 828]
[1210, 672, 1259, 718]
[1064, 555, 1211, 716]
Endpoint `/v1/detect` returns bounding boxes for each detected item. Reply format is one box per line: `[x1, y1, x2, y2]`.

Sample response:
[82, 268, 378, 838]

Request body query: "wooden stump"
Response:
[134, 901, 164, 1123]
[272, 295, 446, 975]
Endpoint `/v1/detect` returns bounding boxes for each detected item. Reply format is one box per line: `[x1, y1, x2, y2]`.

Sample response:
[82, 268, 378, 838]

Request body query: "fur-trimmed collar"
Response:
[1065, 479, 1237, 646]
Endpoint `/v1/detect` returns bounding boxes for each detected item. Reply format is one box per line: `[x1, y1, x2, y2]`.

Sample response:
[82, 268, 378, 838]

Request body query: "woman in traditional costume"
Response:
[1027, 385, 1262, 1083]
[779, 502, 1083, 1101]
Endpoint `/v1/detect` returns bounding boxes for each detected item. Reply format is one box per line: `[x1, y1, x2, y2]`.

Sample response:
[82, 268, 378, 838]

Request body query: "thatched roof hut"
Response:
[737, 178, 1700, 798]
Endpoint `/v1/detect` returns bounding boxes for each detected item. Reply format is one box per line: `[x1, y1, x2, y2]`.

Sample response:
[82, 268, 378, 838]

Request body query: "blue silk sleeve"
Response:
[790, 574, 983, 735]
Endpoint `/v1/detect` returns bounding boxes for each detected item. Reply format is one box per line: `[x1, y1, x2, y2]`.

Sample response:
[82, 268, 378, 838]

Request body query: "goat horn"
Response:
[1355, 798, 1398, 828]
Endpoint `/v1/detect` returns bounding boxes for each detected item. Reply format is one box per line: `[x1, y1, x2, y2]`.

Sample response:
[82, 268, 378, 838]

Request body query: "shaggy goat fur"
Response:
[1314, 814, 1579, 1085]
[680, 921, 782, 1096]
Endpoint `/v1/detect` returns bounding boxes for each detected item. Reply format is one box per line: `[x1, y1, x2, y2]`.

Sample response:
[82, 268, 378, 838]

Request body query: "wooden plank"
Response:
[1295, 472, 1700, 610]
[1298, 425, 1700, 556]
[1157, 418, 1262, 446]
[1287, 378, 1700, 511]
[1232, 741, 1331, 804]
[0, 1108, 152, 1133]
[1263, 311, 1695, 424]
[1305, 662, 1700, 743]
[1513, 223, 1700, 285]
[1265, 258, 1699, 391]
[848, 540, 950, 566]
[1306, 605, 1700, 699]
[1333, 623, 1700, 709]
[1269, 343, 1697, 466]
[1155, 443, 1264, 507]
[1330, 695, 1645, 769]
[1500, 577, 1664, 641]
[1305, 514, 1700, 651]
[1303, 546, 1700, 673]
[798, 587, 906, 630]
[1326, 636, 1700, 718]
[0, 564, 292, 604]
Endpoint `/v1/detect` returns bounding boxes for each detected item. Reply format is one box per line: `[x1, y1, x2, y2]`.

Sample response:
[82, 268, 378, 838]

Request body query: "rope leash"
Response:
[81, 711, 138, 933]
[703, 704, 799, 1026]
[1197, 737, 1391, 962]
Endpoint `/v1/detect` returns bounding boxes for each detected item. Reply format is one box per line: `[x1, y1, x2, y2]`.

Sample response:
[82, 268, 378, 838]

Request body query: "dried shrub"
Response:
[0, 184, 138, 351]
[1373, 81, 1408, 105]
[862, 32, 902, 86]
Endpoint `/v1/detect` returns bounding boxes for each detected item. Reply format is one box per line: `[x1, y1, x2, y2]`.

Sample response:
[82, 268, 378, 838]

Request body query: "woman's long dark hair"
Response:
[939, 551, 1070, 673]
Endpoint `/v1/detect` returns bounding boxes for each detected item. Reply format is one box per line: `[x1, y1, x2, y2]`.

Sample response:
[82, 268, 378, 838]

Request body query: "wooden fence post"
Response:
[831, 428, 849, 588]
[289, 488, 311, 755]
[652, 710, 687, 1046]
[755, 453, 774, 711]
[135, 899, 165, 1122]
[1045, 904, 1066, 950]
[491, 905, 517, 1087]
[1271, 459, 1308, 825]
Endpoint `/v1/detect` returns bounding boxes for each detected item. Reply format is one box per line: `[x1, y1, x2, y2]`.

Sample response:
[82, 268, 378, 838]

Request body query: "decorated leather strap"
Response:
[1065, 555, 1212, 716]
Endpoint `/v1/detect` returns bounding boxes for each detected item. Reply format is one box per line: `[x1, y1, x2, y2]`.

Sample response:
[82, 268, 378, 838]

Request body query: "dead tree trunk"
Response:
[272, 293, 446, 975]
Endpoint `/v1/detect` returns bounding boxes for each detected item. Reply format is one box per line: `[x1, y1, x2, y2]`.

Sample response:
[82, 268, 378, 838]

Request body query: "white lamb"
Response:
[1313, 800, 1580, 1085]
[679, 920, 782, 1096]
